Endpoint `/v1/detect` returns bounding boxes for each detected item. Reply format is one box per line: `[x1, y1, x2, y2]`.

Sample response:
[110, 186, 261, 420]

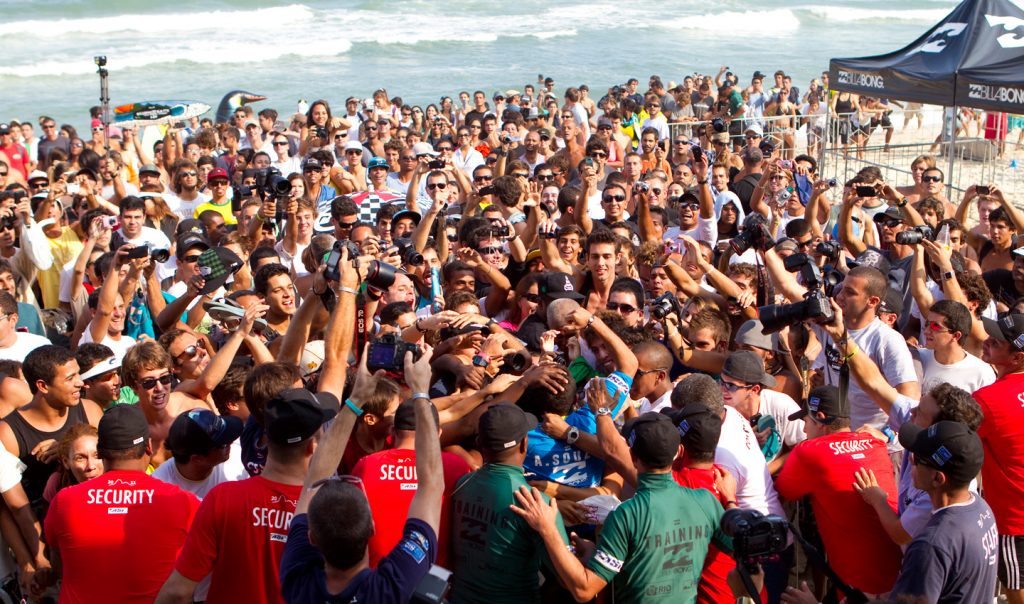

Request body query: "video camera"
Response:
[758, 253, 835, 334]
[720, 508, 790, 573]
[731, 213, 774, 255]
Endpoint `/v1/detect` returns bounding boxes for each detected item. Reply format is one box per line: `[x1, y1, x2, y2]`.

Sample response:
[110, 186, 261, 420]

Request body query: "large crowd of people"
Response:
[0, 67, 1018, 604]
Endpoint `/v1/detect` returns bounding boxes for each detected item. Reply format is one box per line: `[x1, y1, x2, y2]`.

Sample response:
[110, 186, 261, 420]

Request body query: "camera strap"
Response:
[355, 297, 366, 363]
[788, 522, 869, 604]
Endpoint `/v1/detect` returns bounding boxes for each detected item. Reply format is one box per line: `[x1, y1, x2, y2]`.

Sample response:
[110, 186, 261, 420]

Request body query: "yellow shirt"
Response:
[193, 199, 237, 225]
[40, 227, 82, 309]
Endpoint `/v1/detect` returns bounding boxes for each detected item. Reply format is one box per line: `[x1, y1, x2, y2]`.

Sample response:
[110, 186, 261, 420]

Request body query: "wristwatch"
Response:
[941, 270, 956, 281]
[595, 407, 611, 417]
[565, 426, 580, 445]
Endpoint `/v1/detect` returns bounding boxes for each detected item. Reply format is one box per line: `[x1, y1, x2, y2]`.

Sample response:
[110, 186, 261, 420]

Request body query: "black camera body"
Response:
[815, 240, 841, 262]
[720, 508, 790, 572]
[895, 225, 933, 245]
[731, 213, 774, 255]
[254, 167, 292, 200]
[538, 227, 561, 240]
[650, 291, 681, 320]
[394, 238, 424, 267]
[125, 243, 170, 264]
[711, 117, 727, 133]
[367, 333, 422, 372]
[499, 351, 532, 375]
[322, 240, 359, 282]
[758, 253, 835, 333]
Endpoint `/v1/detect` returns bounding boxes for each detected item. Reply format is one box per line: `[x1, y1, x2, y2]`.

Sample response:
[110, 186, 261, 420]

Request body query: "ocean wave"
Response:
[0, 3, 313, 37]
[799, 6, 953, 22]
[664, 9, 801, 34]
[0, 37, 353, 77]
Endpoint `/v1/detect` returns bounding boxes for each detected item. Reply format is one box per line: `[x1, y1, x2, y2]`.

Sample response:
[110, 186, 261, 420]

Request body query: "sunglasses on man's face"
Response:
[606, 302, 638, 313]
[478, 246, 503, 255]
[922, 175, 942, 183]
[139, 373, 173, 390]
[603, 194, 626, 203]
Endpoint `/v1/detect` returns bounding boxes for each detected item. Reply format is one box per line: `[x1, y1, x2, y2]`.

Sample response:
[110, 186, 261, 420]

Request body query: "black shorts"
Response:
[999, 534, 1024, 590]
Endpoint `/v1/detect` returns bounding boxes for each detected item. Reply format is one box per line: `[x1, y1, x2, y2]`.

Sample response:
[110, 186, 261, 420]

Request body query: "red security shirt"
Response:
[775, 431, 902, 594]
[44, 470, 199, 604]
[175, 476, 301, 604]
[353, 448, 471, 567]
[673, 463, 760, 604]
[974, 373, 1024, 535]
[0, 143, 28, 179]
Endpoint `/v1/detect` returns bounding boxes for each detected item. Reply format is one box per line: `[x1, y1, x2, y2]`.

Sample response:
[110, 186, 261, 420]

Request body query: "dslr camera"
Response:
[125, 243, 170, 264]
[393, 238, 424, 267]
[650, 291, 681, 320]
[731, 213, 774, 255]
[254, 167, 292, 200]
[720, 508, 790, 573]
[758, 253, 835, 333]
[711, 117, 727, 133]
[895, 225, 933, 245]
[815, 240, 841, 262]
[366, 333, 422, 372]
[538, 226, 561, 240]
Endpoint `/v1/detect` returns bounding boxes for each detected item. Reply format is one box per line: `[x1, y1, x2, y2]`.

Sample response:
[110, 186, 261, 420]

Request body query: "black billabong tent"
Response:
[829, 0, 1024, 113]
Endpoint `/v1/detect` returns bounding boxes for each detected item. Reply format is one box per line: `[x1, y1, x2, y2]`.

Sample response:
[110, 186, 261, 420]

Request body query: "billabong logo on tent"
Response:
[968, 83, 1024, 105]
[910, 22, 967, 54]
[836, 71, 884, 89]
[985, 15, 1024, 48]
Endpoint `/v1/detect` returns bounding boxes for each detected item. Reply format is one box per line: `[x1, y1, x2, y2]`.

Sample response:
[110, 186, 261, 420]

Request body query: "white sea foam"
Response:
[0, 37, 353, 77]
[0, 4, 314, 37]
[799, 6, 953, 22]
[664, 9, 802, 34]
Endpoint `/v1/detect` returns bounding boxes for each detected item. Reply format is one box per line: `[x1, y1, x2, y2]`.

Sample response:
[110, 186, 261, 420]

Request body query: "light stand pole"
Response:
[95, 56, 109, 148]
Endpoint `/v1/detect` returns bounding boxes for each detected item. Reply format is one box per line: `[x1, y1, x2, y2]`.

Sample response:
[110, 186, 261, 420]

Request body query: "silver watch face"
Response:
[597, 407, 610, 416]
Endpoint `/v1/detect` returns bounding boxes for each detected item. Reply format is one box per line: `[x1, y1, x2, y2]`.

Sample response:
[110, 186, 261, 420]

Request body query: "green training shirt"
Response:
[450, 463, 569, 604]
[588, 472, 729, 603]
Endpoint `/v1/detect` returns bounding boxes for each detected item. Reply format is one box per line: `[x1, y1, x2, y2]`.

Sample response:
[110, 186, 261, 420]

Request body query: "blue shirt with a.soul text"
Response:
[524, 370, 632, 488]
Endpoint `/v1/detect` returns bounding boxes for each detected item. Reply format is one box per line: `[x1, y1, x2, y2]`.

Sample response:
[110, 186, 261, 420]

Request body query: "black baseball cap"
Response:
[983, 313, 1024, 352]
[167, 409, 243, 458]
[478, 403, 537, 452]
[538, 272, 584, 301]
[871, 207, 903, 224]
[898, 420, 983, 485]
[176, 232, 209, 257]
[661, 405, 722, 455]
[848, 247, 892, 277]
[788, 385, 849, 424]
[264, 389, 340, 445]
[98, 404, 149, 450]
[623, 412, 680, 468]
[722, 350, 776, 388]
[879, 288, 904, 315]
[393, 399, 440, 431]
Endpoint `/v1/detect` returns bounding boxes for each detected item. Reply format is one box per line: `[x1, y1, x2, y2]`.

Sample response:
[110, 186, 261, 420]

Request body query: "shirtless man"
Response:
[121, 341, 220, 467]
[0, 346, 103, 508]
[956, 184, 1024, 272]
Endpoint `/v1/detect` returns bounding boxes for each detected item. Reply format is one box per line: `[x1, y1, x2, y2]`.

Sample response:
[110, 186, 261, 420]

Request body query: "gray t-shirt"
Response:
[813, 318, 918, 449]
[890, 495, 998, 603]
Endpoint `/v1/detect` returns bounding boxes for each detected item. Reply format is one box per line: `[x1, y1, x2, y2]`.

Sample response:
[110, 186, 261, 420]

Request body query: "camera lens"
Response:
[150, 248, 170, 263]
[366, 260, 397, 291]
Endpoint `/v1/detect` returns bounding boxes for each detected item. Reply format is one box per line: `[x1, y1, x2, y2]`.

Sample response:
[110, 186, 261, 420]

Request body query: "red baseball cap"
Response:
[207, 167, 229, 182]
